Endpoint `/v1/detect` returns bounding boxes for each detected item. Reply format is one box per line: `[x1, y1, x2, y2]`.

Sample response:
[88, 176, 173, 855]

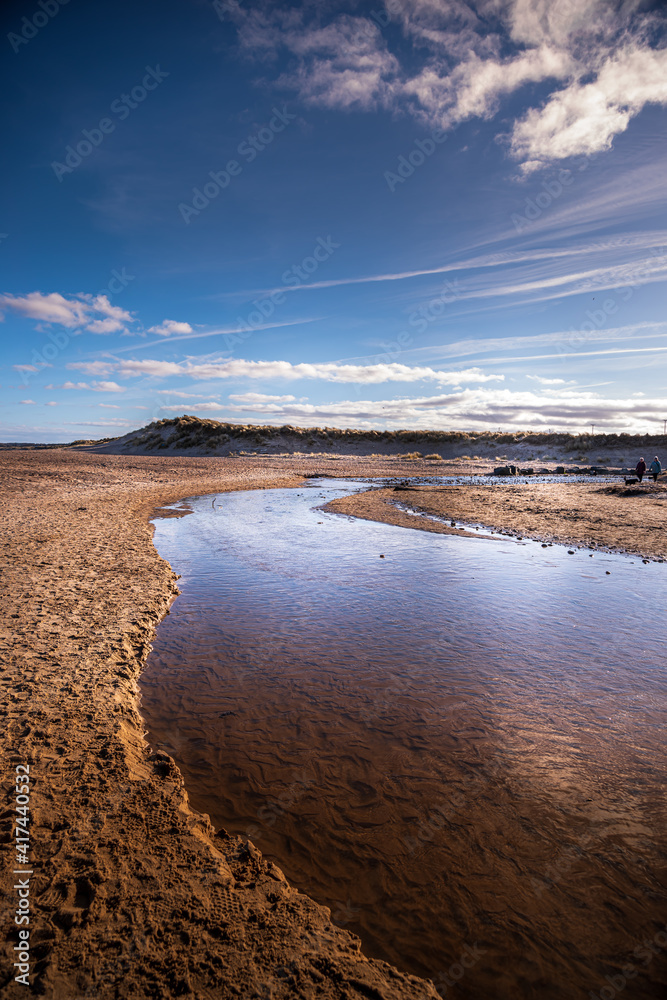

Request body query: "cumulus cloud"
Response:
[0, 291, 134, 333]
[229, 392, 298, 403]
[148, 319, 194, 337]
[510, 45, 667, 172]
[65, 361, 115, 376]
[112, 357, 504, 385]
[231, 0, 667, 171]
[526, 375, 574, 385]
[1, 292, 90, 327]
[19, 399, 36, 405]
[54, 380, 127, 393]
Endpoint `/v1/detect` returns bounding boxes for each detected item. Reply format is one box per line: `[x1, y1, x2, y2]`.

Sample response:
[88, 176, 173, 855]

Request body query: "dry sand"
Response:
[2, 448, 665, 999]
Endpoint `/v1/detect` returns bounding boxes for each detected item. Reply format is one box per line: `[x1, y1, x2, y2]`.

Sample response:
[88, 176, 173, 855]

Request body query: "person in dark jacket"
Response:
[649, 456, 661, 482]
[636, 457, 647, 482]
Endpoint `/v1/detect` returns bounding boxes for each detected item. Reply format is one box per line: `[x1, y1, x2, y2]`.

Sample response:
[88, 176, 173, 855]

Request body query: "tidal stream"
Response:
[141, 479, 667, 999]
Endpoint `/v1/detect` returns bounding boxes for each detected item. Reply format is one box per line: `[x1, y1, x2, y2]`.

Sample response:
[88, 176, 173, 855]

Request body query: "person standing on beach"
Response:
[636, 457, 647, 482]
[649, 456, 661, 482]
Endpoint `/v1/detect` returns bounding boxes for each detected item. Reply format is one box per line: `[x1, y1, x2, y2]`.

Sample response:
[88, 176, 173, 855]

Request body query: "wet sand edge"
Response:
[1, 449, 440, 1000]
[327, 483, 667, 560]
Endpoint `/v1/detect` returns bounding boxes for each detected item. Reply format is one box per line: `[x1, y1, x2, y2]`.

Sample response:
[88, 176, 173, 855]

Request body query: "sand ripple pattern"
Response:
[141, 482, 667, 999]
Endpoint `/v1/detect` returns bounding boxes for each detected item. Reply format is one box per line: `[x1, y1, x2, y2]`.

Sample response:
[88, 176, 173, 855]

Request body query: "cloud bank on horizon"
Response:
[1, 0, 666, 440]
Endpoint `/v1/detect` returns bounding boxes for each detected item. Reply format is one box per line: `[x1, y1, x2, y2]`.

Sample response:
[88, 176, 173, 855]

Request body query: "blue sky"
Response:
[2, 0, 667, 442]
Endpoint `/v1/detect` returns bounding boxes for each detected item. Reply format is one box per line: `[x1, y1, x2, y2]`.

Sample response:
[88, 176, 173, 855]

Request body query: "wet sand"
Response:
[142, 483, 667, 999]
[328, 480, 667, 559]
[0, 450, 440, 1000]
[2, 448, 666, 998]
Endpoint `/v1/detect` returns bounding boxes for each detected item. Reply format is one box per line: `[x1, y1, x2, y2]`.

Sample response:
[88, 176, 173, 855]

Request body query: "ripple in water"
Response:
[141, 480, 667, 999]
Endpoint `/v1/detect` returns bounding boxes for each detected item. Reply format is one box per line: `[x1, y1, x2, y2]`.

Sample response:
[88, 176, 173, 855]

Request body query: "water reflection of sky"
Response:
[143, 479, 667, 996]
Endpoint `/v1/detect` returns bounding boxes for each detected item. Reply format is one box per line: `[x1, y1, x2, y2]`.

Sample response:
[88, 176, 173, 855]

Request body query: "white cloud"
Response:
[99, 403, 121, 409]
[19, 399, 36, 405]
[526, 375, 573, 385]
[1, 292, 90, 327]
[89, 380, 127, 393]
[0, 291, 135, 333]
[56, 380, 127, 393]
[162, 402, 226, 412]
[114, 357, 504, 385]
[229, 392, 297, 403]
[232, 0, 667, 171]
[44, 401, 58, 406]
[155, 390, 220, 399]
[510, 45, 667, 172]
[13, 363, 49, 373]
[86, 318, 127, 335]
[66, 361, 115, 376]
[165, 385, 667, 434]
[148, 319, 194, 337]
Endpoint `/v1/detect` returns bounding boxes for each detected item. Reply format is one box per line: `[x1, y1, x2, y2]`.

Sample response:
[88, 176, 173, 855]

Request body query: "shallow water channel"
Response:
[141, 479, 667, 999]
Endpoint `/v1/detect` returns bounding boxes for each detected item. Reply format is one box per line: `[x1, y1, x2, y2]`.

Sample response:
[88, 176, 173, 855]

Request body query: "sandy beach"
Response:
[2, 448, 666, 998]
[1, 449, 443, 1000]
[329, 479, 667, 559]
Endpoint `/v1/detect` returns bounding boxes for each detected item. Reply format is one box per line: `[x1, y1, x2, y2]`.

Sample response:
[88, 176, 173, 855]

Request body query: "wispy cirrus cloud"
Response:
[154, 390, 220, 399]
[405, 321, 667, 363]
[13, 362, 52, 373]
[239, 232, 667, 309]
